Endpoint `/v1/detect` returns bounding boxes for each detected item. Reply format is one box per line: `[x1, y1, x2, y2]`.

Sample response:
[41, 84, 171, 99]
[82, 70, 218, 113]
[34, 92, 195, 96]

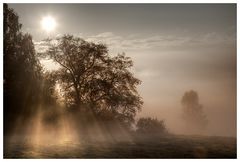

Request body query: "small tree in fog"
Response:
[181, 90, 208, 129]
[136, 117, 168, 135]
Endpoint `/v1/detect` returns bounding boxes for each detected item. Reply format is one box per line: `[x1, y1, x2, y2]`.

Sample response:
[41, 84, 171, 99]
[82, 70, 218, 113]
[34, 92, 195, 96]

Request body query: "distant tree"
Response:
[136, 117, 168, 135]
[41, 71, 58, 105]
[40, 35, 143, 124]
[181, 90, 208, 130]
[40, 71, 62, 125]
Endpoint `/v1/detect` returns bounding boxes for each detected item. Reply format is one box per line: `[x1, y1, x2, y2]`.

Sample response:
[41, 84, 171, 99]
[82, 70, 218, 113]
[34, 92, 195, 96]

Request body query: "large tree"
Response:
[4, 4, 55, 134]
[42, 35, 143, 123]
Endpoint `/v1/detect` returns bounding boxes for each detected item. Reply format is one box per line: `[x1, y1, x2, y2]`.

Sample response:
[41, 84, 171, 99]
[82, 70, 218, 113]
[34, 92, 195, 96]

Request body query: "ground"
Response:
[4, 134, 236, 158]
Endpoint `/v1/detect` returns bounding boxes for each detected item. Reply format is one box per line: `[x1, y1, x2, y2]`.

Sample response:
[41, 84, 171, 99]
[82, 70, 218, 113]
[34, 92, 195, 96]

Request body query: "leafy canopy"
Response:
[42, 35, 143, 123]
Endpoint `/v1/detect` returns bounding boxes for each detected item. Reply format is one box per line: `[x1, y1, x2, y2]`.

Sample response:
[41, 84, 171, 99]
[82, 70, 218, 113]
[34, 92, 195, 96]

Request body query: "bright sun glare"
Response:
[41, 16, 56, 32]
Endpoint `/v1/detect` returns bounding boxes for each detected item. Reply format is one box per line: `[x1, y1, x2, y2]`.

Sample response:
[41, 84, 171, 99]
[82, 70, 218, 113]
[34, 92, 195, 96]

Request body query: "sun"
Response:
[41, 16, 56, 32]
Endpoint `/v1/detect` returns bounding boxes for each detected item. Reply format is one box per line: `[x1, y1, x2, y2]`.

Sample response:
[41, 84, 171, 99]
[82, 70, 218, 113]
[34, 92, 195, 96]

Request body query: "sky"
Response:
[9, 3, 236, 136]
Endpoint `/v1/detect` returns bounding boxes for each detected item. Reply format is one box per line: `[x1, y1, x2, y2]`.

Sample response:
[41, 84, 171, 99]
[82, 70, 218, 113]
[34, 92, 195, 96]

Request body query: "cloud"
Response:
[34, 31, 235, 54]
[34, 40, 50, 53]
[82, 32, 235, 52]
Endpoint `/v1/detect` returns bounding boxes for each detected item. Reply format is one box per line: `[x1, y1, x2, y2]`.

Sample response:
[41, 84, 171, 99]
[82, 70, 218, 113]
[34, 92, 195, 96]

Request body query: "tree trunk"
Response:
[73, 82, 81, 109]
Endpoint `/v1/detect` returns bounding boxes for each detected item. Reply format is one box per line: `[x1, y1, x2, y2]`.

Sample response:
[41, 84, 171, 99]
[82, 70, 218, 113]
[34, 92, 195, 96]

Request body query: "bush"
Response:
[136, 117, 168, 135]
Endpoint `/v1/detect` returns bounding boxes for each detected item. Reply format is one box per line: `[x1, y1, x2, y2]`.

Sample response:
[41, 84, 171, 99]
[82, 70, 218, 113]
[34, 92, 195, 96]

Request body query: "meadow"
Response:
[4, 134, 236, 158]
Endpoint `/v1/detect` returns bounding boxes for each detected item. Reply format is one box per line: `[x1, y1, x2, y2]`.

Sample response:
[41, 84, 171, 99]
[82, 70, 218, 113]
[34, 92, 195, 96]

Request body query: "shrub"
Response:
[136, 117, 168, 135]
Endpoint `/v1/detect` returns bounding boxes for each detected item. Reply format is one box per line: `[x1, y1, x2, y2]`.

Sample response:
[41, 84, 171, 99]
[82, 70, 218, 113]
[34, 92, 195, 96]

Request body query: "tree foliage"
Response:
[181, 90, 208, 129]
[42, 35, 143, 123]
[4, 4, 57, 134]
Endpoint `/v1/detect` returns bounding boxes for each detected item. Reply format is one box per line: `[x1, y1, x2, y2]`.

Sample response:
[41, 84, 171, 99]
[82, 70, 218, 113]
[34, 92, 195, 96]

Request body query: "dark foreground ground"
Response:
[4, 134, 236, 158]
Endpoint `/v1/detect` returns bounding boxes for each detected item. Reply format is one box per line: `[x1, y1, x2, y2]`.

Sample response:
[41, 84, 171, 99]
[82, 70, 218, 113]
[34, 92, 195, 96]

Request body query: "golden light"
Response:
[41, 16, 56, 32]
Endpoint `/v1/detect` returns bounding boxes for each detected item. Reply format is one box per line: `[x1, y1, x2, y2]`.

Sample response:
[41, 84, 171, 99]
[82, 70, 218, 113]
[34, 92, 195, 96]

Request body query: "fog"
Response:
[10, 3, 236, 138]
[132, 46, 236, 137]
[37, 33, 236, 137]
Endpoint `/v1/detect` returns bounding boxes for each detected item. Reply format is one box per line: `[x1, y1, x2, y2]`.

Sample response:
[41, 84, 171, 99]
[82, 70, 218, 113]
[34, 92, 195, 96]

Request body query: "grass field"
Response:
[4, 134, 236, 158]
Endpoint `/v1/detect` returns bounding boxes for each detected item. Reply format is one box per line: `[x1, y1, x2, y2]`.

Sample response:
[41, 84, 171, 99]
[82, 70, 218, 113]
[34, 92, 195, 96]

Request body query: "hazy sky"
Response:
[9, 4, 236, 136]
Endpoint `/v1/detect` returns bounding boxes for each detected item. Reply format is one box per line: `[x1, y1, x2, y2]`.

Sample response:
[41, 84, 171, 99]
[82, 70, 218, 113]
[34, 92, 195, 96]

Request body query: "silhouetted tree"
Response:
[136, 117, 168, 135]
[41, 35, 143, 124]
[181, 90, 208, 130]
[3, 4, 58, 133]
[4, 4, 45, 134]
